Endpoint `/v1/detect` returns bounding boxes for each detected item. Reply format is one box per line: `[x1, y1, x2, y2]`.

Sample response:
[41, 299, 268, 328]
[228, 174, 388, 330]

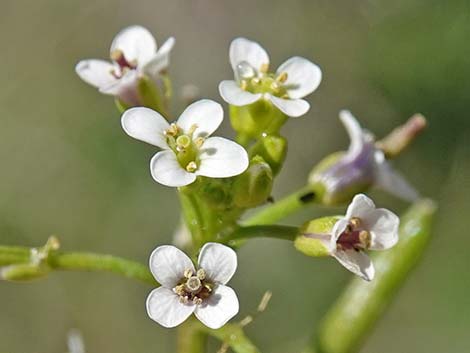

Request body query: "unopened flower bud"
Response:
[233, 156, 273, 208]
[294, 216, 340, 257]
[250, 135, 287, 175]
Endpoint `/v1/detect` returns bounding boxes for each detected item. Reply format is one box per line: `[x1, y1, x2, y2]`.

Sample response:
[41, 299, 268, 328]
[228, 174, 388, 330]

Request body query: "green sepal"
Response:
[230, 99, 287, 140]
[294, 216, 341, 257]
[250, 134, 287, 175]
[233, 156, 273, 208]
[137, 75, 167, 116]
[114, 97, 131, 114]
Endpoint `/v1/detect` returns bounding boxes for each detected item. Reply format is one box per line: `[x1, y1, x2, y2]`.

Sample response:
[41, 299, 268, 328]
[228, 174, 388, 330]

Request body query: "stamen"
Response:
[240, 80, 248, 90]
[187, 124, 198, 136]
[193, 297, 203, 305]
[276, 71, 288, 83]
[183, 268, 193, 279]
[359, 230, 371, 249]
[251, 77, 261, 85]
[165, 123, 179, 137]
[196, 268, 206, 280]
[194, 137, 205, 148]
[270, 81, 280, 91]
[110, 49, 137, 69]
[186, 161, 198, 172]
[259, 63, 269, 73]
[350, 217, 361, 228]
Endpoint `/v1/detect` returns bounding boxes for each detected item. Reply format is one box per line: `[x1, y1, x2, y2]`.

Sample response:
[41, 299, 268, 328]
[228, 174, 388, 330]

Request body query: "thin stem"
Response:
[226, 225, 298, 243]
[0, 245, 156, 286]
[243, 185, 317, 226]
[176, 319, 208, 353]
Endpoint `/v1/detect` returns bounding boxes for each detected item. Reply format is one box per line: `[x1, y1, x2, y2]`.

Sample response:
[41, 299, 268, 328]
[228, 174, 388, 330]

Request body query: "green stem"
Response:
[177, 319, 208, 353]
[244, 185, 316, 226]
[227, 225, 298, 243]
[312, 199, 437, 353]
[0, 245, 156, 286]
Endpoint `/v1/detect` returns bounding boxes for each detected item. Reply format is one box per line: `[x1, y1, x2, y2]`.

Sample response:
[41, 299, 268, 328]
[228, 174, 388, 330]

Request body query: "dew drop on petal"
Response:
[235, 61, 256, 81]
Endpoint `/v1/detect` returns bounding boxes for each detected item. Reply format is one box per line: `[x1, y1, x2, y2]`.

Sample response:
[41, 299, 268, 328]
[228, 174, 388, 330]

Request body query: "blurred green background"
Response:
[1, 0, 469, 352]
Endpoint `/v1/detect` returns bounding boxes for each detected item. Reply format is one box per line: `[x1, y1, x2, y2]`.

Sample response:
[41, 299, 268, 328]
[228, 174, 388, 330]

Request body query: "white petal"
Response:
[218, 80, 262, 106]
[333, 249, 375, 281]
[345, 194, 377, 221]
[150, 151, 197, 187]
[142, 37, 175, 77]
[75, 60, 118, 89]
[146, 287, 195, 328]
[331, 218, 350, 246]
[229, 37, 270, 72]
[197, 137, 249, 178]
[198, 243, 237, 285]
[176, 100, 223, 138]
[194, 285, 239, 329]
[366, 208, 400, 250]
[149, 245, 195, 287]
[121, 107, 170, 148]
[339, 110, 366, 159]
[111, 25, 157, 66]
[277, 56, 322, 99]
[374, 151, 419, 202]
[268, 95, 310, 117]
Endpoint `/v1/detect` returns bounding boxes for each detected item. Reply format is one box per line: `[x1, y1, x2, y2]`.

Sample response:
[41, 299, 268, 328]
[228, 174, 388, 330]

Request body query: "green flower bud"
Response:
[1, 263, 49, 282]
[233, 156, 273, 208]
[294, 216, 341, 257]
[250, 135, 287, 175]
[230, 100, 287, 139]
[197, 179, 233, 210]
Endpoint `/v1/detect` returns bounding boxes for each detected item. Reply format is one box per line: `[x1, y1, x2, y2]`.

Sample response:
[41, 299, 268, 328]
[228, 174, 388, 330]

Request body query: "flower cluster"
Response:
[74, 25, 423, 330]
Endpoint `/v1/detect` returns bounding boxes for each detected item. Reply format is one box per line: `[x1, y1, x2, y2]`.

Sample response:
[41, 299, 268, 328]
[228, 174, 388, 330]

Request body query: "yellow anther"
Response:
[110, 49, 124, 61]
[276, 71, 288, 83]
[186, 161, 198, 172]
[194, 137, 205, 148]
[193, 297, 203, 305]
[240, 80, 248, 90]
[183, 268, 193, 279]
[251, 77, 261, 85]
[165, 123, 179, 136]
[196, 268, 206, 280]
[179, 296, 189, 304]
[350, 217, 362, 229]
[359, 231, 371, 248]
[270, 81, 280, 91]
[259, 63, 269, 73]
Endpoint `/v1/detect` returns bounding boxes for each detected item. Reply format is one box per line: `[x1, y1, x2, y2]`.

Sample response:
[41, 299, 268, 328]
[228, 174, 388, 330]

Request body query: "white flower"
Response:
[146, 243, 239, 329]
[121, 99, 249, 187]
[75, 25, 175, 105]
[310, 110, 419, 202]
[219, 37, 322, 117]
[327, 194, 399, 281]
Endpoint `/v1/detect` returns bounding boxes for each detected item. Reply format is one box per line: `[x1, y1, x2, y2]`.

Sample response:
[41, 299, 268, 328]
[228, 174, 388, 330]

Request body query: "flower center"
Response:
[173, 268, 213, 305]
[109, 50, 138, 78]
[336, 217, 371, 251]
[164, 123, 205, 172]
[235, 61, 289, 98]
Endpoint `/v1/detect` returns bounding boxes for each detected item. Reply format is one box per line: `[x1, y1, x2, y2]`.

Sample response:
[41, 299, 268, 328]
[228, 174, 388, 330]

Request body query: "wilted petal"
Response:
[345, 194, 376, 221]
[149, 245, 194, 287]
[198, 243, 237, 285]
[229, 37, 269, 72]
[194, 285, 239, 329]
[219, 80, 262, 106]
[277, 56, 322, 99]
[333, 249, 375, 281]
[146, 287, 195, 328]
[111, 25, 157, 66]
[197, 137, 249, 178]
[339, 110, 366, 159]
[366, 208, 400, 250]
[121, 107, 170, 149]
[142, 37, 175, 77]
[177, 100, 223, 138]
[75, 60, 118, 89]
[150, 150, 197, 187]
[374, 151, 419, 202]
[268, 95, 310, 117]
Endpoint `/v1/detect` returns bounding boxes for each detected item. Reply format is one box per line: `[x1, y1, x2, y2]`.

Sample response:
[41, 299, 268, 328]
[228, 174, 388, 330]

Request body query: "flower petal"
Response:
[194, 284, 239, 329]
[366, 208, 400, 250]
[121, 107, 170, 148]
[142, 37, 175, 77]
[75, 60, 118, 89]
[277, 56, 322, 99]
[345, 194, 377, 221]
[374, 150, 419, 202]
[198, 243, 237, 284]
[197, 137, 249, 178]
[268, 95, 310, 117]
[99, 70, 140, 105]
[331, 218, 350, 246]
[339, 110, 366, 159]
[149, 245, 195, 287]
[333, 249, 375, 281]
[176, 99, 223, 138]
[110, 25, 157, 66]
[229, 37, 270, 72]
[150, 150, 197, 187]
[218, 80, 262, 106]
[146, 287, 195, 328]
